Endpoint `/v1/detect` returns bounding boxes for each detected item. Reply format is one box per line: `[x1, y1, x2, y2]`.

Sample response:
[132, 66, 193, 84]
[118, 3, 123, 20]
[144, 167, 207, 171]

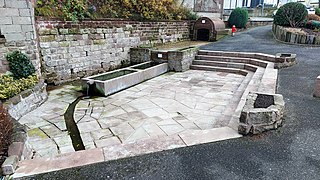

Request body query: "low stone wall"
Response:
[246, 20, 273, 28]
[273, 25, 320, 45]
[3, 80, 48, 120]
[130, 46, 198, 72]
[167, 47, 199, 72]
[36, 19, 191, 84]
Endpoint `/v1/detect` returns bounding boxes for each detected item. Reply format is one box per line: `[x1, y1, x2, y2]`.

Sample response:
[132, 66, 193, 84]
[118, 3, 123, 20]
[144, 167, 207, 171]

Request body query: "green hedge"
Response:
[228, 8, 248, 28]
[0, 74, 38, 100]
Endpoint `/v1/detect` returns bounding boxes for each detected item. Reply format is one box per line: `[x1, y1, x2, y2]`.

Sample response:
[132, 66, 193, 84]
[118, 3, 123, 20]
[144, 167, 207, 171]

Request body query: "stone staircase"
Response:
[191, 50, 278, 130]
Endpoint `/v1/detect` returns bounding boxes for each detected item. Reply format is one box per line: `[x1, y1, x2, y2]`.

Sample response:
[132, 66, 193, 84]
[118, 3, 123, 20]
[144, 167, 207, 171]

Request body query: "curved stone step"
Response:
[192, 60, 259, 72]
[190, 65, 249, 76]
[198, 50, 276, 62]
[195, 55, 268, 68]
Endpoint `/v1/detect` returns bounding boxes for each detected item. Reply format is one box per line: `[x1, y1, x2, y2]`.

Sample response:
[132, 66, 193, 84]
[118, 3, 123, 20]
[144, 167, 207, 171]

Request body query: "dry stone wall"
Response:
[0, 0, 40, 75]
[36, 19, 190, 84]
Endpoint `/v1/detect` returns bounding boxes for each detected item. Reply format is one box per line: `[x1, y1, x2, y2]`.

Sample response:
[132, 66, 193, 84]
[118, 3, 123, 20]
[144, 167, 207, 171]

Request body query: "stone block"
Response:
[5, 33, 25, 41]
[0, 8, 19, 17]
[12, 17, 32, 25]
[8, 142, 24, 159]
[0, 17, 12, 25]
[0, 0, 4, 7]
[313, 76, 320, 98]
[1, 25, 22, 33]
[5, 0, 28, 8]
[1, 155, 18, 175]
[19, 9, 31, 16]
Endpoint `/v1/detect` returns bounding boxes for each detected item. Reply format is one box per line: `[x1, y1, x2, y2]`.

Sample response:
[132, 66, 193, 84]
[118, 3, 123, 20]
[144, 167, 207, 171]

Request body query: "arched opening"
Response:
[197, 29, 210, 41]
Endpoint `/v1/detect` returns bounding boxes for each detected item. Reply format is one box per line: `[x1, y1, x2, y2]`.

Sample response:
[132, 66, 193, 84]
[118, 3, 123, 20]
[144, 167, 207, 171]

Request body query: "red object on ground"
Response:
[232, 25, 237, 33]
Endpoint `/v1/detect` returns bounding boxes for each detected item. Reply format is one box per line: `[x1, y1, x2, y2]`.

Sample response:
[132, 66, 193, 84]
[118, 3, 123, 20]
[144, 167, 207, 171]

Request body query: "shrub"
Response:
[36, 0, 93, 21]
[5, 51, 36, 79]
[0, 74, 38, 100]
[274, 2, 307, 27]
[35, 0, 197, 21]
[228, 8, 249, 28]
[316, 8, 320, 16]
[307, 14, 320, 21]
[306, 20, 320, 29]
[0, 105, 13, 154]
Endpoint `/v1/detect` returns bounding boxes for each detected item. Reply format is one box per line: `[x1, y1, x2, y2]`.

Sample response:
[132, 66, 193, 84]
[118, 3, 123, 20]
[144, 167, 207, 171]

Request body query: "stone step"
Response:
[198, 50, 276, 62]
[190, 65, 249, 76]
[227, 67, 268, 130]
[192, 60, 258, 72]
[195, 55, 268, 68]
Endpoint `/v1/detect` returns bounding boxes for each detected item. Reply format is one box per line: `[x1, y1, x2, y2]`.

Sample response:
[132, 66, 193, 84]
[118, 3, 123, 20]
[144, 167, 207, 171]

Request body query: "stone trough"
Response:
[82, 61, 168, 96]
[238, 92, 285, 135]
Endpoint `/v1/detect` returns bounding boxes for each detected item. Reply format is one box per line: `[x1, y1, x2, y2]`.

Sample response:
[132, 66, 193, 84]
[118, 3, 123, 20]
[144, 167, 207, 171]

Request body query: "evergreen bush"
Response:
[228, 8, 249, 28]
[5, 51, 36, 79]
[274, 2, 307, 27]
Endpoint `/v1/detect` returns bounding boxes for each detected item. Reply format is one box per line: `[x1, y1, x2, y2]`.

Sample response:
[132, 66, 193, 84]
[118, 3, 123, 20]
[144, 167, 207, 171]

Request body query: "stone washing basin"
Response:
[82, 61, 168, 96]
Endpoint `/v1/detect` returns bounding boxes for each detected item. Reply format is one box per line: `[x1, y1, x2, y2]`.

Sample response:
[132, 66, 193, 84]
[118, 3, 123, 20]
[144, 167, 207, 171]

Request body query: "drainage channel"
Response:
[64, 96, 85, 151]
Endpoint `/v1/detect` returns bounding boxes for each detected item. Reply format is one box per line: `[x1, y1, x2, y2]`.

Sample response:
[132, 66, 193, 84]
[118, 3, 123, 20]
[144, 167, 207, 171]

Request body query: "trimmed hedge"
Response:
[228, 8, 248, 28]
[274, 2, 307, 27]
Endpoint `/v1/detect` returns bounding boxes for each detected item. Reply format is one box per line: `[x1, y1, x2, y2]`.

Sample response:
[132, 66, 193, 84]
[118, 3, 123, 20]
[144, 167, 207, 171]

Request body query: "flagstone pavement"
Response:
[19, 70, 243, 160]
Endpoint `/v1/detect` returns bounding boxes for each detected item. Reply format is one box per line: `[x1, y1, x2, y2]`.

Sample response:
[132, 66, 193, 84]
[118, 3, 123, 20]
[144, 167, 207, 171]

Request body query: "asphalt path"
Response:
[24, 25, 320, 180]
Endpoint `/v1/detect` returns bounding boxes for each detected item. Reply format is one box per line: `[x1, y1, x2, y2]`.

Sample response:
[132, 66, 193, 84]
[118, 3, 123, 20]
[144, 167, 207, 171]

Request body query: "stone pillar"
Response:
[313, 75, 320, 98]
[0, 0, 41, 76]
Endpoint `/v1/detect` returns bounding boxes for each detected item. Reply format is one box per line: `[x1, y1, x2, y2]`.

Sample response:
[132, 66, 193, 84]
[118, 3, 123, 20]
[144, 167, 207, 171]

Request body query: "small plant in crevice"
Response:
[5, 51, 36, 79]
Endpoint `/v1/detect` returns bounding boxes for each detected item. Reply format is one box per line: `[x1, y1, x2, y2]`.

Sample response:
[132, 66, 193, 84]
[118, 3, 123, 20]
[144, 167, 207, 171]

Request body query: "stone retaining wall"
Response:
[273, 24, 320, 45]
[3, 80, 47, 120]
[36, 19, 191, 84]
[0, 0, 41, 75]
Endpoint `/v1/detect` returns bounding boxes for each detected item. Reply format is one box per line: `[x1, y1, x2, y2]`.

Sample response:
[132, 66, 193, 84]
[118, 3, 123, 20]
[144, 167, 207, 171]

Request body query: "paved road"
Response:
[25, 26, 320, 180]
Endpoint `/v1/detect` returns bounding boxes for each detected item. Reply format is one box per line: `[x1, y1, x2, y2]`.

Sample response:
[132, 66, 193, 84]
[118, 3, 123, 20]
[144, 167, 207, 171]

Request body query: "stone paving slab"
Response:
[13, 148, 104, 178]
[178, 127, 242, 146]
[15, 70, 249, 177]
